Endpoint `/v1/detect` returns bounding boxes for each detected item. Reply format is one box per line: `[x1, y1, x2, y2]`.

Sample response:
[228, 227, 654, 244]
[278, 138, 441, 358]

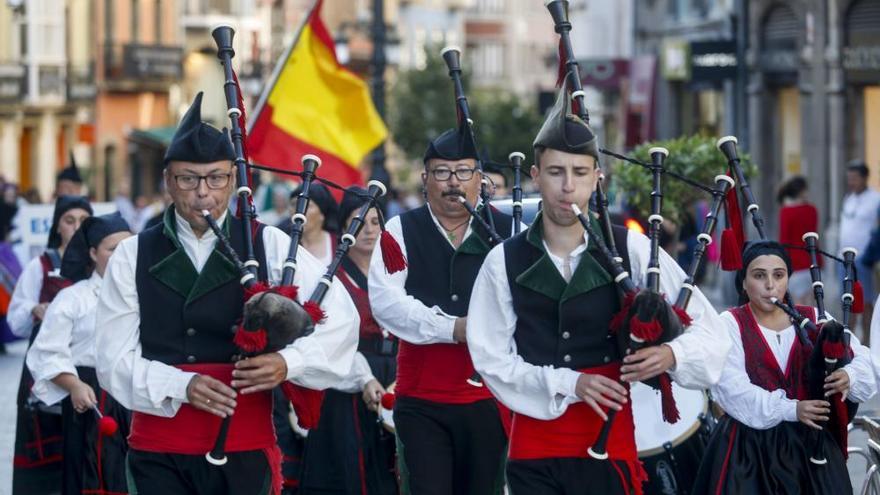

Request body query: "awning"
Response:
[128, 126, 176, 149]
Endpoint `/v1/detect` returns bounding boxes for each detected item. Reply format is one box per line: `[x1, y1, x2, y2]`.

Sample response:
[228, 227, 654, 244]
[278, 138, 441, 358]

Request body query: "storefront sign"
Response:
[690, 40, 738, 82]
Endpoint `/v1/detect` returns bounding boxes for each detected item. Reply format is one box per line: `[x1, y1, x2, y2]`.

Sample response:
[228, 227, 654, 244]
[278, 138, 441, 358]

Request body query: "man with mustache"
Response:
[94, 93, 358, 494]
[465, 81, 729, 494]
[368, 126, 514, 495]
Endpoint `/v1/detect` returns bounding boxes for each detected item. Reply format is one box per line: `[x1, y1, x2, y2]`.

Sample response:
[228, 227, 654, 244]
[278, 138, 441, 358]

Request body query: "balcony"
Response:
[67, 63, 97, 102]
[102, 43, 183, 91]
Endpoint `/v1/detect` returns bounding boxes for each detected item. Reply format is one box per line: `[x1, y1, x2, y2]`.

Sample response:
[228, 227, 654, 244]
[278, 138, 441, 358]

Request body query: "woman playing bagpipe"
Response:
[26, 213, 132, 494]
[692, 240, 875, 494]
[465, 33, 730, 492]
[299, 186, 399, 495]
[93, 86, 358, 494]
[10, 195, 92, 493]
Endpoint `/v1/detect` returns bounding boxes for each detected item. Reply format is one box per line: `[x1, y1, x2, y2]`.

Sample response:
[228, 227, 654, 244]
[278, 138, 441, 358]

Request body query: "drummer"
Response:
[465, 81, 729, 494]
[299, 187, 398, 494]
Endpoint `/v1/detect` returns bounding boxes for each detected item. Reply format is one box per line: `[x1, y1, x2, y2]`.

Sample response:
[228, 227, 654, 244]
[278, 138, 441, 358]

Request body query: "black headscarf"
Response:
[735, 240, 793, 305]
[47, 195, 93, 249]
[291, 182, 339, 233]
[60, 212, 131, 282]
[337, 186, 371, 235]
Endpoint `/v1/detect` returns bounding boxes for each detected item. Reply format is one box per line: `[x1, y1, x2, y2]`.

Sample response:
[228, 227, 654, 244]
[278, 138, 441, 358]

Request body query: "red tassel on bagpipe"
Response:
[822, 340, 847, 360]
[658, 373, 680, 424]
[233, 325, 268, 353]
[380, 230, 407, 274]
[610, 291, 637, 334]
[853, 280, 865, 314]
[303, 301, 327, 324]
[671, 305, 692, 327]
[720, 228, 742, 271]
[243, 281, 272, 301]
[99, 416, 119, 436]
[629, 316, 663, 343]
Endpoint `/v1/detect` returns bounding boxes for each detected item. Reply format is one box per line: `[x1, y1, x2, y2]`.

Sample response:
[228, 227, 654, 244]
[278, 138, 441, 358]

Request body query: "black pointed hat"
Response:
[533, 76, 598, 160]
[423, 125, 479, 165]
[57, 152, 82, 183]
[164, 92, 236, 166]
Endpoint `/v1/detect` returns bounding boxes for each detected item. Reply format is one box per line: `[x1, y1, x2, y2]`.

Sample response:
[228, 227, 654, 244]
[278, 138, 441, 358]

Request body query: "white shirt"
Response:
[26, 272, 103, 406]
[712, 308, 875, 430]
[840, 188, 880, 254]
[368, 204, 522, 345]
[466, 228, 731, 420]
[8, 256, 50, 338]
[95, 210, 359, 417]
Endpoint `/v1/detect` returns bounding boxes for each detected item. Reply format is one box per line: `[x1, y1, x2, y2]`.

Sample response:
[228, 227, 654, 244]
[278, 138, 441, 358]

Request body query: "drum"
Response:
[632, 381, 713, 495]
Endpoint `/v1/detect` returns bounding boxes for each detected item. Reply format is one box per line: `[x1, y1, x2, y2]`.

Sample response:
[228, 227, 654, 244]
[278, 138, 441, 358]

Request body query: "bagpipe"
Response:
[509, 151, 525, 234]
[547, 0, 621, 263]
[571, 147, 689, 460]
[718, 136, 860, 464]
[441, 46, 499, 239]
[204, 24, 403, 467]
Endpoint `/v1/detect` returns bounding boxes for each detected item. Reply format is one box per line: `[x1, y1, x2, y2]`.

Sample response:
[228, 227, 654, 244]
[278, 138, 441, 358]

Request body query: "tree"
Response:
[389, 47, 544, 178]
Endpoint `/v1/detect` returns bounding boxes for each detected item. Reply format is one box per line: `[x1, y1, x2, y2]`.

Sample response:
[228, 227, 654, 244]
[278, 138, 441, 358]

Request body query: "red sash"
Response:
[128, 364, 275, 455]
[395, 341, 493, 404]
[508, 363, 637, 461]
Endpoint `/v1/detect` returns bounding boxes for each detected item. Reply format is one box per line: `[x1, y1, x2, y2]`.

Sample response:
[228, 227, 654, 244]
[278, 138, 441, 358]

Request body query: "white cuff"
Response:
[173, 372, 197, 403]
[279, 347, 306, 381]
[557, 368, 582, 399]
[783, 399, 799, 422]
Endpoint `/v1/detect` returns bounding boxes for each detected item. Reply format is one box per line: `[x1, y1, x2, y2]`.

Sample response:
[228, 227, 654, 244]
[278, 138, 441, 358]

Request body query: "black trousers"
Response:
[393, 397, 506, 495]
[506, 457, 637, 495]
[127, 449, 273, 495]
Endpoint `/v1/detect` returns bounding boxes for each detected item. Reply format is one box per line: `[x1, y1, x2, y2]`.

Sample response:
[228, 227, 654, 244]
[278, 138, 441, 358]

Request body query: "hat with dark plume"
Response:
[164, 92, 235, 166]
[533, 77, 598, 160]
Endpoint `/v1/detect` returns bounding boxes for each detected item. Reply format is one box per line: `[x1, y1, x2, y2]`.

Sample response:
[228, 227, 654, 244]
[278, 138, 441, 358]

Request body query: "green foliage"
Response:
[389, 46, 544, 175]
[611, 134, 757, 224]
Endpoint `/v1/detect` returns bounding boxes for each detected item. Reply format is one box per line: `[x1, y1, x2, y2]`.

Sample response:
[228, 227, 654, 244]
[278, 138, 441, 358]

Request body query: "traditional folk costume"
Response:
[10, 195, 93, 494]
[466, 85, 729, 495]
[368, 128, 513, 495]
[26, 213, 132, 495]
[299, 188, 399, 495]
[94, 94, 359, 495]
[694, 242, 875, 495]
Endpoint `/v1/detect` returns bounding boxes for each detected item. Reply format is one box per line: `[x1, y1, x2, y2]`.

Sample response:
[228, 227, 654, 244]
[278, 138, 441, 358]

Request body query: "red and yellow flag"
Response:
[248, 0, 388, 187]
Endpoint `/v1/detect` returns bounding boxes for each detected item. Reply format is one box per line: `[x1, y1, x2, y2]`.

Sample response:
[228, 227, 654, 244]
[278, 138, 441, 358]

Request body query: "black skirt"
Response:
[299, 352, 398, 495]
[693, 415, 851, 495]
[60, 366, 131, 495]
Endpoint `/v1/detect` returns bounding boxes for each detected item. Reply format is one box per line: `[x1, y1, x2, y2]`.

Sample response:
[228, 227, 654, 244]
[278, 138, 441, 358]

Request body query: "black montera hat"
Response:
[164, 92, 235, 165]
[533, 76, 599, 160]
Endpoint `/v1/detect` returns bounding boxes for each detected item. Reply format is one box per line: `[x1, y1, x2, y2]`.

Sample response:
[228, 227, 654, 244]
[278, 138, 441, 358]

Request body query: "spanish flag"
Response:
[248, 0, 388, 186]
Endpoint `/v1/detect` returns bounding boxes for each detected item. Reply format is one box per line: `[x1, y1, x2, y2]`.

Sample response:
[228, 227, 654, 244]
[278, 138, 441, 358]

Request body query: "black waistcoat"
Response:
[504, 214, 630, 370]
[400, 204, 513, 316]
[135, 209, 268, 365]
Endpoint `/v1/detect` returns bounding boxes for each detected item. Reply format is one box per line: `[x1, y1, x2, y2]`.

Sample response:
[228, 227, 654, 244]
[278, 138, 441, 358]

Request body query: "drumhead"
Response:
[631, 381, 707, 457]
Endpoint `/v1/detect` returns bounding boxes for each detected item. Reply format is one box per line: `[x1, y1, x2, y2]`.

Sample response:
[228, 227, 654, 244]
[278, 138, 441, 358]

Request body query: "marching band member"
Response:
[368, 126, 514, 495]
[94, 93, 358, 494]
[300, 186, 398, 494]
[466, 84, 728, 494]
[11, 195, 92, 493]
[694, 241, 875, 494]
[26, 212, 133, 494]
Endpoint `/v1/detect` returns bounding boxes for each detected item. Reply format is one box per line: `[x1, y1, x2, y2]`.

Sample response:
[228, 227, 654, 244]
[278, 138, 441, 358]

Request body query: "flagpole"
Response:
[247, 0, 321, 132]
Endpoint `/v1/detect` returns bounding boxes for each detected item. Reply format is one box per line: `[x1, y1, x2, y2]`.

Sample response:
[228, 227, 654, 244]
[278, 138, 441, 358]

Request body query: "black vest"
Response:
[400, 204, 513, 315]
[135, 210, 268, 365]
[504, 217, 630, 370]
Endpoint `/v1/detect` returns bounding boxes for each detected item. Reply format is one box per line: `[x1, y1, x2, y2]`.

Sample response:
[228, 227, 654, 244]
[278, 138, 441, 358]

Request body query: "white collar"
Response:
[174, 209, 227, 242]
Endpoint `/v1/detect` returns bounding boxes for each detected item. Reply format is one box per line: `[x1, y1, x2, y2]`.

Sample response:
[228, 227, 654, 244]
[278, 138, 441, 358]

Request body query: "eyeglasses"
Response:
[430, 167, 478, 182]
[173, 173, 233, 191]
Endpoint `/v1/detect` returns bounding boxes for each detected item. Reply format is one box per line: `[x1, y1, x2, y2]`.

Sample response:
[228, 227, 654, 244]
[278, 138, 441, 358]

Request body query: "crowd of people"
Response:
[4, 36, 880, 495]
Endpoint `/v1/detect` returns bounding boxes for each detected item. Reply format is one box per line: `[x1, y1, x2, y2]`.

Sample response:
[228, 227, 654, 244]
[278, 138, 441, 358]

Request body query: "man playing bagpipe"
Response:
[367, 124, 515, 494]
[94, 93, 359, 495]
[465, 76, 730, 494]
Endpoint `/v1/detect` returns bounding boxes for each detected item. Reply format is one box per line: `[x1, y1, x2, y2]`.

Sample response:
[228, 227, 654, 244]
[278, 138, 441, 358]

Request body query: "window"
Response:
[132, 0, 139, 43]
[155, 0, 162, 43]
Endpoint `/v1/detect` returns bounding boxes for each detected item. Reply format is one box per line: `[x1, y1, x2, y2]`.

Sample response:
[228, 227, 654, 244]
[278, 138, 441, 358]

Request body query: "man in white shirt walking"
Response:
[840, 160, 880, 338]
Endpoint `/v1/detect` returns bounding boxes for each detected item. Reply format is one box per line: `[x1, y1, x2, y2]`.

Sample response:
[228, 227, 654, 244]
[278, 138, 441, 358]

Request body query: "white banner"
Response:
[12, 202, 117, 268]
